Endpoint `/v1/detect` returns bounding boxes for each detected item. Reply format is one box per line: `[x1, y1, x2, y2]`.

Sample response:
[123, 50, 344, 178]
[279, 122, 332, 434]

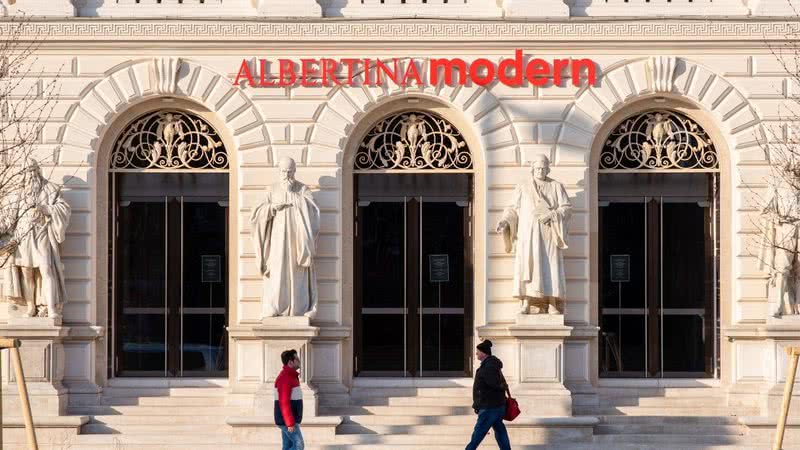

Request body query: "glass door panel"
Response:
[661, 202, 709, 376]
[599, 201, 647, 377]
[357, 201, 407, 375]
[420, 200, 467, 376]
[181, 200, 228, 376]
[117, 199, 167, 376]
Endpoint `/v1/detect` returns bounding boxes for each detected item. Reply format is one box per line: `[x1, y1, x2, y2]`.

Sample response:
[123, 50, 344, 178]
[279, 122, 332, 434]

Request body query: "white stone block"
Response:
[291, 123, 313, 143]
[63, 343, 91, 382]
[309, 125, 344, 148]
[272, 145, 306, 164]
[735, 341, 768, 382]
[750, 0, 800, 15]
[626, 59, 650, 96]
[565, 342, 590, 384]
[311, 281, 338, 305]
[512, 122, 536, 144]
[475, 109, 508, 135]
[503, 99, 570, 122]
[312, 343, 341, 382]
[230, 108, 262, 136]
[485, 146, 518, 166]
[236, 341, 263, 383]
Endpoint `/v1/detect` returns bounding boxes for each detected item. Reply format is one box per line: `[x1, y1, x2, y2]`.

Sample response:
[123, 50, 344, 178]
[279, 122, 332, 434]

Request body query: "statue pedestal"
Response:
[0, 318, 68, 417]
[251, 317, 320, 418]
[480, 314, 573, 417]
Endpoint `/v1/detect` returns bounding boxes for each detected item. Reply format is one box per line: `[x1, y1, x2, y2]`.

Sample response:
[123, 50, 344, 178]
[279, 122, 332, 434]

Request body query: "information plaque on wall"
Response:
[428, 254, 450, 283]
[610, 254, 630, 283]
[201, 255, 222, 283]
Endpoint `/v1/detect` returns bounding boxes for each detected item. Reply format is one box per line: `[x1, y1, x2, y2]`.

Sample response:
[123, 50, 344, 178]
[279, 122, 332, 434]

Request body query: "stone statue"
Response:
[758, 173, 800, 317]
[496, 154, 572, 314]
[0, 158, 71, 318]
[251, 156, 320, 319]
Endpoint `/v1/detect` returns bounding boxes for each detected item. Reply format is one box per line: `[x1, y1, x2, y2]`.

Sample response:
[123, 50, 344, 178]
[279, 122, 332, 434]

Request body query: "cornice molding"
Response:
[1, 18, 799, 42]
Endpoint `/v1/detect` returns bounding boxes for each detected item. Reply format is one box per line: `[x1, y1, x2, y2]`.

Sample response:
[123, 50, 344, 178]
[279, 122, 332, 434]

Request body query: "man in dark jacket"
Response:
[275, 349, 304, 450]
[466, 339, 511, 450]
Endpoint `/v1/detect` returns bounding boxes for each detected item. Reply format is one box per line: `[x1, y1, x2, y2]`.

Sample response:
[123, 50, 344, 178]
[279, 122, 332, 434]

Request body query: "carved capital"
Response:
[152, 57, 182, 96]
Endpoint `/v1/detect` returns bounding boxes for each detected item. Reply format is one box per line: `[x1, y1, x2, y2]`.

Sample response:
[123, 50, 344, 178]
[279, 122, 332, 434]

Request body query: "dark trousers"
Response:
[465, 406, 511, 450]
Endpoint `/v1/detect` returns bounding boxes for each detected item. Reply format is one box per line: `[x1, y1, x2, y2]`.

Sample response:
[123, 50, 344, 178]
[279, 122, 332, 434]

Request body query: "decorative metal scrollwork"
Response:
[600, 110, 718, 171]
[111, 110, 228, 170]
[355, 111, 472, 170]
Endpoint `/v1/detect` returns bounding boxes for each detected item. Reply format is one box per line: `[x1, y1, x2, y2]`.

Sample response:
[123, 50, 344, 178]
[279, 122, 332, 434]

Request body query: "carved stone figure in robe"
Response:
[758, 173, 800, 317]
[496, 155, 572, 314]
[0, 158, 71, 318]
[251, 157, 320, 318]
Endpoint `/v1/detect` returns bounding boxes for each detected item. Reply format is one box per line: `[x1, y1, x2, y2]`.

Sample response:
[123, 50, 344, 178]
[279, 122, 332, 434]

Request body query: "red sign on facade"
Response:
[234, 50, 598, 88]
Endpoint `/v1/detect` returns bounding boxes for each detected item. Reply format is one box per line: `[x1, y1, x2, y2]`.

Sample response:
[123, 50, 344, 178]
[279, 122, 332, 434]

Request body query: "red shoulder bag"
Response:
[500, 371, 520, 421]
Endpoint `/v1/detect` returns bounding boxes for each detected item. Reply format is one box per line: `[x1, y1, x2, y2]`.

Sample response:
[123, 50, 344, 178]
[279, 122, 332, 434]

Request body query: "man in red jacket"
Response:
[275, 349, 304, 450]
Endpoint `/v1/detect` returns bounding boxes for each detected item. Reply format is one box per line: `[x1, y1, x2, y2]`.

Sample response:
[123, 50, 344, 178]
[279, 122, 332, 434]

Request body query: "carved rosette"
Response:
[355, 111, 471, 170]
[601, 110, 718, 171]
[111, 110, 228, 170]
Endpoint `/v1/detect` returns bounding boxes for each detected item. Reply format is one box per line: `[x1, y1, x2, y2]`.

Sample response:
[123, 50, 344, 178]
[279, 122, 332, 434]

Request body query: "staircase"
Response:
[56, 378, 253, 449]
[24, 378, 796, 449]
[319, 378, 481, 449]
[574, 384, 769, 450]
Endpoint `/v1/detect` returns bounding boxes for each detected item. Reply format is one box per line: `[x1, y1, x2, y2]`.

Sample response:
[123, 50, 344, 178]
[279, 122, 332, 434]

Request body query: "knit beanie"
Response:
[476, 339, 492, 355]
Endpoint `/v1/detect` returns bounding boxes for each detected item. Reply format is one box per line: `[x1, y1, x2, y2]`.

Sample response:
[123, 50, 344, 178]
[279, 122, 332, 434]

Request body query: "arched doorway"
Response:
[598, 109, 720, 379]
[109, 109, 229, 377]
[353, 110, 474, 377]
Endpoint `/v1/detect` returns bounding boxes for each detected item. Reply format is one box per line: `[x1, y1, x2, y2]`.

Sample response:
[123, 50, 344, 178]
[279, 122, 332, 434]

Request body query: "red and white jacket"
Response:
[274, 365, 303, 427]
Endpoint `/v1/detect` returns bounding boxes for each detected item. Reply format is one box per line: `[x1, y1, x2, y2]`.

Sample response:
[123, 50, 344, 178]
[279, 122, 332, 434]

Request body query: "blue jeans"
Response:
[465, 406, 511, 450]
[278, 424, 304, 450]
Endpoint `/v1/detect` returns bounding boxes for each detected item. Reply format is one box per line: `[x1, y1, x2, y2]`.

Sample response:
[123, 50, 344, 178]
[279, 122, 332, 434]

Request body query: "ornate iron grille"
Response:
[600, 110, 718, 171]
[111, 110, 228, 170]
[355, 111, 472, 171]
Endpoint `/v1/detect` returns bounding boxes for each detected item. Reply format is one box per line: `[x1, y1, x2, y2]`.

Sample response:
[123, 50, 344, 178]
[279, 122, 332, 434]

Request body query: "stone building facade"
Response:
[0, 0, 799, 447]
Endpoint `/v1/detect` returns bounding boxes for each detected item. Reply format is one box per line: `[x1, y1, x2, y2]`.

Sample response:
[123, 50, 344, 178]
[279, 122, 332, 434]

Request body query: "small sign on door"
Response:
[201, 255, 222, 283]
[610, 254, 630, 283]
[428, 254, 450, 283]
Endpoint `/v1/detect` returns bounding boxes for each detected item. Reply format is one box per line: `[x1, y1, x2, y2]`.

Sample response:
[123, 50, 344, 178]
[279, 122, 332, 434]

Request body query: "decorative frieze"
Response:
[0, 20, 799, 42]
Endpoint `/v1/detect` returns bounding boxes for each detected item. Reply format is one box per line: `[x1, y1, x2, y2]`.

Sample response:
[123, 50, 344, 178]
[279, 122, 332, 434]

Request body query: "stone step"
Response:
[81, 423, 232, 435]
[351, 378, 474, 388]
[81, 414, 234, 425]
[350, 396, 473, 407]
[338, 423, 475, 435]
[70, 433, 236, 445]
[106, 378, 229, 388]
[102, 387, 230, 397]
[575, 406, 753, 416]
[595, 387, 725, 397]
[594, 423, 745, 435]
[341, 414, 476, 425]
[102, 395, 229, 406]
[350, 387, 473, 398]
[322, 405, 474, 416]
[594, 415, 742, 425]
[592, 433, 748, 445]
[597, 396, 734, 407]
[70, 405, 247, 416]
